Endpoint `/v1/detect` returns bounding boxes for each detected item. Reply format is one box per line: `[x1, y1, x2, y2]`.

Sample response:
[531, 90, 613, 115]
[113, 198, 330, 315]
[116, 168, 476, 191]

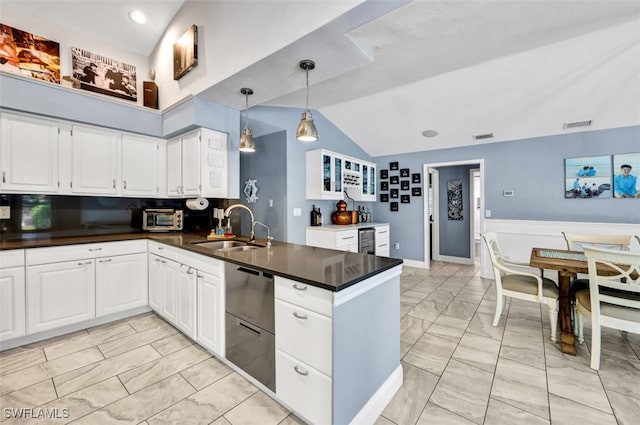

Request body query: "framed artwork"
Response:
[412, 173, 421, 184]
[401, 180, 410, 190]
[174, 25, 198, 80]
[380, 193, 389, 202]
[390, 161, 399, 171]
[390, 202, 399, 211]
[401, 194, 410, 203]
[612, 152, 640, 198]
[390, 176, 399, 184]
[72, 47, 137, 101]
[412, 187, 422, 196]
[390, 188, 399, 198]
[564, 155, 612, 199]
[447, 180, 463, 220]
[0, 23, 60, 84]
[400, 168, 410, 177]
[381, 181, 389, 191]
[380, 169, 388, 179]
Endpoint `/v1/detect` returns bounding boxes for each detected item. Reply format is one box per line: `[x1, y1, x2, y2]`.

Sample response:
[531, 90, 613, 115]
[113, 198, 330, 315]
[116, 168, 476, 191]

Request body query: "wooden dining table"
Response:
[529, 247, 589, 355]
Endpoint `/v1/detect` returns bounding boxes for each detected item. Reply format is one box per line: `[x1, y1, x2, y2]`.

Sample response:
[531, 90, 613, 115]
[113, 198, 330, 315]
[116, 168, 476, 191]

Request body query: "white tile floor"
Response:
[1, 263, 639, 424]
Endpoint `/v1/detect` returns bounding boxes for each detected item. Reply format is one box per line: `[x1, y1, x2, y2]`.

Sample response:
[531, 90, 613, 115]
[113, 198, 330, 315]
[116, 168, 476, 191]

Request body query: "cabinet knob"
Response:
[2, 171, 5, 183]
[112, 179, 116, 188]
[123, 180, 127, 190]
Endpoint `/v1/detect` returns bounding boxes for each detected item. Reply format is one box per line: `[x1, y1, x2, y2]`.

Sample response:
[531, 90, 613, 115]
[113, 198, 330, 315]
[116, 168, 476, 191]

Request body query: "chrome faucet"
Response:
[253, 221, 273, 246]
[224, 204, 255, 242]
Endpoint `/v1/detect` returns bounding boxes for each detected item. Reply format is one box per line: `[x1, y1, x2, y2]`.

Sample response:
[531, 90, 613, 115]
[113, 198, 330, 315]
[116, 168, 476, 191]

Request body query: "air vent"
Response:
[563, 120, 592, 129]
[473, 133, 494, 140]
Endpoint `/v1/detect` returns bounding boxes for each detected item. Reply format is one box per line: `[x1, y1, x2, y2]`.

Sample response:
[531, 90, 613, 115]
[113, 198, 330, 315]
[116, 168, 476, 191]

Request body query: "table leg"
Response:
[558, 271, 576, 355]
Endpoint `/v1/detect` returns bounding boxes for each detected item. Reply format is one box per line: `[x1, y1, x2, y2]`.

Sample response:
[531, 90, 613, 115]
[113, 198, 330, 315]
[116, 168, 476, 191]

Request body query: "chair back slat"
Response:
[563, 232, 631, 251]
[482, 231, 505, 276]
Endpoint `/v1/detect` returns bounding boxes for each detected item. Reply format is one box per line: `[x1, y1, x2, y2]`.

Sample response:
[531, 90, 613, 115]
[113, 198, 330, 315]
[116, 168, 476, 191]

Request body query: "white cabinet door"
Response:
[176, 265, 197, 339]
[197, 269, 224, 355]
[72, 125, 119, 194]
[181, 131, 201, 196]
[26, 260, 95, 334]
[0, 113, 59, 193]
[122, 133, 161, 197]
[161, 259, 180, 323]
[305, 149, 344, 200]
[166, 137, 182, 197]
[148, 254, 163, 312]
[0, 267, 26, 342]
[375, 225, 390, 257]
[95, 253, 148, 317]
[200, 129, 228, 198]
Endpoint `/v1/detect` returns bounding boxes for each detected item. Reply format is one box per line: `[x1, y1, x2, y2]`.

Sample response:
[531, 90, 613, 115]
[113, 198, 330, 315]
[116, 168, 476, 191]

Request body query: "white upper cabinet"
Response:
[167, 128, 229, 198]
[306, 148, 377, 201]
[0, 112, 59, 193]
[122, 133, 163, 197]
[71, 125, 119, 195]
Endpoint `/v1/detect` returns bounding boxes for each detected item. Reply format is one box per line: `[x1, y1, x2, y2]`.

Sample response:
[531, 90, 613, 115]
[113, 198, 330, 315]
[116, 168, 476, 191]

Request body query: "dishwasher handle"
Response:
[236, 266, 260, 276]
[236, 318, 261, 336]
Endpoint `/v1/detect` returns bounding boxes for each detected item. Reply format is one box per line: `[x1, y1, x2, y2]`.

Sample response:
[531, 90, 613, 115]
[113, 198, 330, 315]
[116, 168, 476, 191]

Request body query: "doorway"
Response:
[423, 159, 484, 269]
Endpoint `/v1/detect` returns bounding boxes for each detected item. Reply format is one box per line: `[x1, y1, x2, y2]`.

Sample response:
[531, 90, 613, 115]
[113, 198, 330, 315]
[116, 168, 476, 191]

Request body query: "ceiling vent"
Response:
[563, 120, 592, 129]
[473, 132, 494, 141]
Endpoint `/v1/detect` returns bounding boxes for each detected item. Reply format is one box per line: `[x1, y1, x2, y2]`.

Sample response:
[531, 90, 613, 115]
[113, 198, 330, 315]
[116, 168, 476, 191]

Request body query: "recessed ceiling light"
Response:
[128, 10, 147, 24]
[422, 130, 438, 138]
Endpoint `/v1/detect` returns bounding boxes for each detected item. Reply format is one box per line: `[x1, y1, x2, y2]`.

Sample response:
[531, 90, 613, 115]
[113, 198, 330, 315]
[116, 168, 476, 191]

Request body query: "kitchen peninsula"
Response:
[0, 233, 403, 425]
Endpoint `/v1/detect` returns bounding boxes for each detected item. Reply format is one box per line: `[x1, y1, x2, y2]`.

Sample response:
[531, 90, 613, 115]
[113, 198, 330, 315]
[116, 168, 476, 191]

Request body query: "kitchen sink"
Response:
[216, 245, 261, 253]
[193, 240, 247, 250]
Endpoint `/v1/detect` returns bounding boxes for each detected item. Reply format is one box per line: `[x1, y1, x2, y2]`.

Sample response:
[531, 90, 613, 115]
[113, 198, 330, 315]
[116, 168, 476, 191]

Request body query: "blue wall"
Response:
[438, 165, 475, 258]
[373, 125, 640, 261]
[239, 131, 287, 241]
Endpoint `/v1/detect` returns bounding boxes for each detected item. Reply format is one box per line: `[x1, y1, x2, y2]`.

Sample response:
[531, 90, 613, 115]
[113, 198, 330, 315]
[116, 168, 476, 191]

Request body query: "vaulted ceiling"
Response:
[3, 0, 640, 156]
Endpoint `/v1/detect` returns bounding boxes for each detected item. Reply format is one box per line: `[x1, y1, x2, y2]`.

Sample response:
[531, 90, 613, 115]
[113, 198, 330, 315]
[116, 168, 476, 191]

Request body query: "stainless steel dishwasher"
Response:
[225, 263, 275, 391]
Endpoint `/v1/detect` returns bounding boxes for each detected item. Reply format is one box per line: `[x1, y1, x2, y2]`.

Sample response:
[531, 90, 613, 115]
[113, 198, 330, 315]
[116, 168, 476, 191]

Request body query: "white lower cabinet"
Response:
[275, 276, 333, 425]
[26, 259, 96, 334]
[375, 225, 390, 257]
[0, 250, 26, 343]
[148, 244, 223, 347]
[96, 253, 148, 317]
[197, 268, 224, 356]
[176, 264, 197, 340]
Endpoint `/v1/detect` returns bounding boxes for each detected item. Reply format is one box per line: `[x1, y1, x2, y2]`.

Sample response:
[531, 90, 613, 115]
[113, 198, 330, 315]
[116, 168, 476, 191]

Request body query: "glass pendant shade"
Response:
[296, 110, 318, 142]
[296, 59, 318, 142]
[239, 88, 255, 153]
[239, 127, 255, 152]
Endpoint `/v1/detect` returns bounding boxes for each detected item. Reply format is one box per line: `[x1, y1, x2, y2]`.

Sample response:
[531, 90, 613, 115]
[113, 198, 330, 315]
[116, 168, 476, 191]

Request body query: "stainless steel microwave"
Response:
[142, 208, 183, 232]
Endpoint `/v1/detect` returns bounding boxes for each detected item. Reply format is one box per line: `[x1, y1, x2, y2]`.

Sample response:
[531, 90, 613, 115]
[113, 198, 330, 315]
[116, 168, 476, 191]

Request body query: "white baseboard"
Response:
[435, 254, 474, 265]
[349, 364, 403, 425]
[402, 259, 425, 268]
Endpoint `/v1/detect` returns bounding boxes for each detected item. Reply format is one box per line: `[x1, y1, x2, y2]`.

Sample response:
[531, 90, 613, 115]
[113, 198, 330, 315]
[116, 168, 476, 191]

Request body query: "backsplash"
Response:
[0, 195, 234, 242]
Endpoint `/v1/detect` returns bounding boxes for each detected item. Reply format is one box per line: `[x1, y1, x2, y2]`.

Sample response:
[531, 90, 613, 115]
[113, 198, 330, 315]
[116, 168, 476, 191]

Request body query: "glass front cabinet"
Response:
[306, 149, 376, 201]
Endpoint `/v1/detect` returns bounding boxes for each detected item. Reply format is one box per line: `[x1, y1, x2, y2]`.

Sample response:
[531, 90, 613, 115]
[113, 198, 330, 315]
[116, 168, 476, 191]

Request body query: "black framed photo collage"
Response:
[379, 161, 422, 211]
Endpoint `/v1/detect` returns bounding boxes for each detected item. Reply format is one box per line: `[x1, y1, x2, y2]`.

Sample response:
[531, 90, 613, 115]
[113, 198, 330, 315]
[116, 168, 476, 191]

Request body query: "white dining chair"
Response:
[575, 246, 640, 370]
[482, 231, 559, 342]
[562, 232, 632, 334]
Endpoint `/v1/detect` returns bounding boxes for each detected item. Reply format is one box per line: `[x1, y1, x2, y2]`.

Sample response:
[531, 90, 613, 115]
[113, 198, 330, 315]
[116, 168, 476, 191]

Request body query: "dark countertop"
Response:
[1, 232, 403, 292]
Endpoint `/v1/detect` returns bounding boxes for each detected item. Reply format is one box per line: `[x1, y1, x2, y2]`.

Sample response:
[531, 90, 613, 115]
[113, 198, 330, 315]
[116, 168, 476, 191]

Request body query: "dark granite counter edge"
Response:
[1, 232, 404, 292]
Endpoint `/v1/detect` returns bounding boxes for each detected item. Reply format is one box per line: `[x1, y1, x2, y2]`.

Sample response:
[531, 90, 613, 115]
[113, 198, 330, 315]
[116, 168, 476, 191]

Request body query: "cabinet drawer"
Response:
[2, 250, 25, 268]
[335, 230, 357, 248]
[147, 241, 180, 261]
[26, 240, 147, 265]
[275, 276, 332, 317]
[276, 350, 331, 425]
[275, 299, 332, 376]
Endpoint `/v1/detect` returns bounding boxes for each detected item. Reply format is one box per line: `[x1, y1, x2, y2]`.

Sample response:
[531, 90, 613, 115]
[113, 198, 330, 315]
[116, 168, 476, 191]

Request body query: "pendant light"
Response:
[239, 88, 255, 152]
[296, 59, 319, 142]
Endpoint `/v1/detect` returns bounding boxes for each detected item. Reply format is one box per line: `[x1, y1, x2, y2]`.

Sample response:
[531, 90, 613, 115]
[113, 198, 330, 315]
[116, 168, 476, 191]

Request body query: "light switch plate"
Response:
[293, 208, 302, 217]
[0, 206, 10, 219]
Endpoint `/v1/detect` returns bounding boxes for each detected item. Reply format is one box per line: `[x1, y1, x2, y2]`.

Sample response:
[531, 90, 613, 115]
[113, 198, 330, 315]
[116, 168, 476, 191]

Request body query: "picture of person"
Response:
[565, 155, 611, 199]
[0, 29, 19, 67]
[80, 62, 98, 84]
[613, 164, 637, 198]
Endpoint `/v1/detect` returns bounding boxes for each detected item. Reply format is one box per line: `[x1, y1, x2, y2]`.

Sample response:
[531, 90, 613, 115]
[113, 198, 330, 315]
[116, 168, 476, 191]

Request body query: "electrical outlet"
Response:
[0, 206, 10, 220]
[394, 242, 400, 250]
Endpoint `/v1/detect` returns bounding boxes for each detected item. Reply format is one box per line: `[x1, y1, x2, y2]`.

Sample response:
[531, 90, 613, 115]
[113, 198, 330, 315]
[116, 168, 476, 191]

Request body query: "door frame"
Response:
[423, 159, 484, 269]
